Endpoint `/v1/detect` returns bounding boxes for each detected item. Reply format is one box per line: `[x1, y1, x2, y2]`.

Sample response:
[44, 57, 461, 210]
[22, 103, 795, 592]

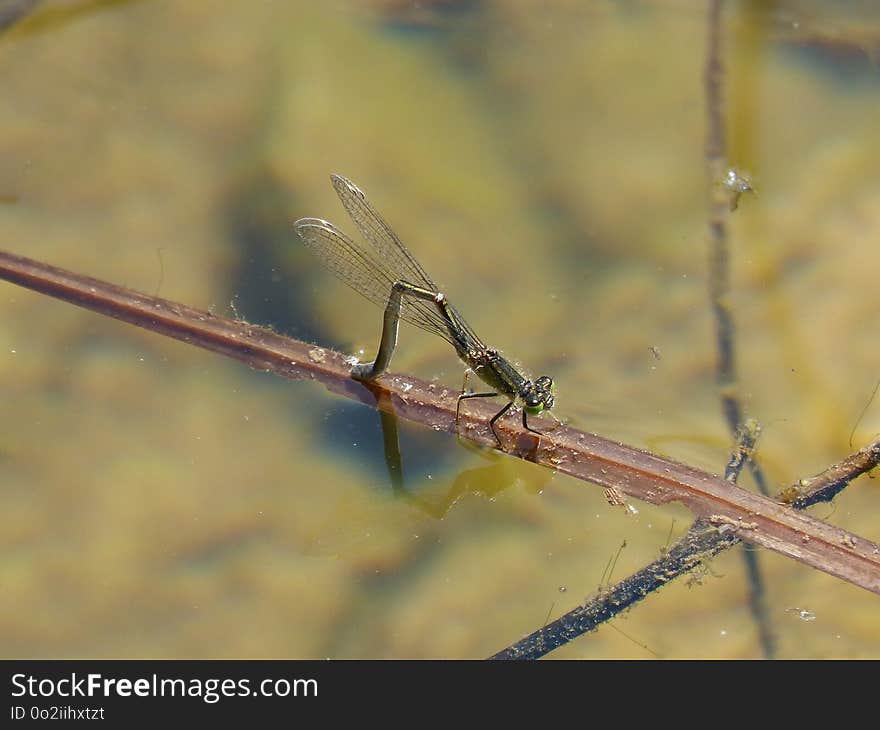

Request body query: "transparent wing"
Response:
[294, 174, 487, 350]
[330, 174, 437, 292]
[294, 217, 465, 344]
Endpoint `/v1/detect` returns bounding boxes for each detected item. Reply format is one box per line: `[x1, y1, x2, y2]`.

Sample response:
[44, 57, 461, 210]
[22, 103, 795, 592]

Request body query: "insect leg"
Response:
[522, 409, 545, 437]
[488, 400, 515, 447]
[456, 389, 500, 430]
[351, 280, 440, 380]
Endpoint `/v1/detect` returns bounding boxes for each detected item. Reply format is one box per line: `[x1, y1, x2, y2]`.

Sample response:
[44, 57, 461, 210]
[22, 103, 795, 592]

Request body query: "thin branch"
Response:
[491, 520, 736, 660]
[777, 440, 880, 509]
[1, 248, 880, 595]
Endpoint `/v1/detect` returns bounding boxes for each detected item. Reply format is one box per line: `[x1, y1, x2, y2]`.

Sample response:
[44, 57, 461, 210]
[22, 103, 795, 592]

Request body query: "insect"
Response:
[293, 174, 555, 446]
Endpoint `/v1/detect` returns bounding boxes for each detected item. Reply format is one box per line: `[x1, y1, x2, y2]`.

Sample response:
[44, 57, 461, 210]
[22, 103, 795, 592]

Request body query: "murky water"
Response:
[1, 0, 879, 658]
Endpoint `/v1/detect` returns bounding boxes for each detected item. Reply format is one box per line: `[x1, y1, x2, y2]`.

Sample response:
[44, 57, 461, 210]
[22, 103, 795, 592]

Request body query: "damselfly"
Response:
[294, 174, 555, 445]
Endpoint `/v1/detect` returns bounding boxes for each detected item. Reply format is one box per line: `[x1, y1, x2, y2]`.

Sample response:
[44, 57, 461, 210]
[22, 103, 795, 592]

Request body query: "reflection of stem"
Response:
[706, 0, 756, 471]
[707, 1, 752, 461]
[705, 0, 774, 658]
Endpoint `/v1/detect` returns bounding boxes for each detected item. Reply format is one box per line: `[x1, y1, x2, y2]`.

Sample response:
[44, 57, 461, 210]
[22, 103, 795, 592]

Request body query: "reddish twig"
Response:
[2, 248, 880, 595]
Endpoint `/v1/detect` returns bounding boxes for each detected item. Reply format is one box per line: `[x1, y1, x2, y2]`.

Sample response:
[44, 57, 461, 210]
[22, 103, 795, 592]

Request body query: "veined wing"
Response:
[295, 174, 487, 350]
[330, 174, 437, 293]
[294, 216, 464, 344]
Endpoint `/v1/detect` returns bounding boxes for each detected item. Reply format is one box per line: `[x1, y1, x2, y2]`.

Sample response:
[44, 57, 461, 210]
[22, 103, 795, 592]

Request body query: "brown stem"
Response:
[778, 440, 880, 509]
[1, 248, 880, 596]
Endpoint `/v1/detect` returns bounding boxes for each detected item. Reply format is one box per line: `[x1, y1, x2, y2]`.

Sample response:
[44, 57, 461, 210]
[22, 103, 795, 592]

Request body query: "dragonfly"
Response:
[293, 173, 556, 446]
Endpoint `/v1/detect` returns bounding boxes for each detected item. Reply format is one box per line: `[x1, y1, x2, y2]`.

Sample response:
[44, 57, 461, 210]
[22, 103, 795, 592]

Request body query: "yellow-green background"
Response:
[1, 0, 878, 658]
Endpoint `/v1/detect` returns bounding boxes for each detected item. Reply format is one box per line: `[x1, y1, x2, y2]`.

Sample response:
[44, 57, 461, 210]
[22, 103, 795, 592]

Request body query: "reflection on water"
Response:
[1, 0, 879, 658]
